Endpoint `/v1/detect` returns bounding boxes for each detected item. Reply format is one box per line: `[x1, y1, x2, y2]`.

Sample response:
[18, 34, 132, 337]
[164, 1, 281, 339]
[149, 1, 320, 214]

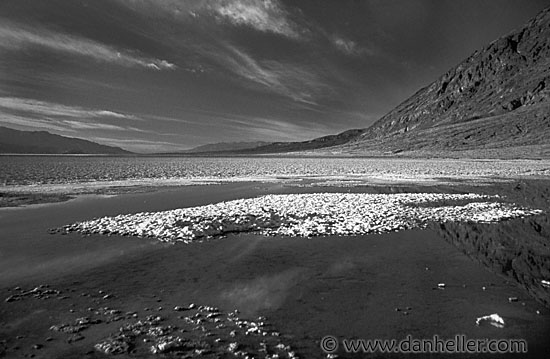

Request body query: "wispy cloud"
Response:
[120, 0, 304, 39]
[0, 113, 76, 134]
[89, 136, 187, 153]
[0, 96, 155, 137]
[330, 35, 374, 56]
[224, 116, 332, 142]
[0, 96, 139, 120]
[208, 44, 330, 104]
[208, 0, 303, 39]
[118, 0, 372, 58]
[60, 120, 144, 132]
[0, 20, 176, 70]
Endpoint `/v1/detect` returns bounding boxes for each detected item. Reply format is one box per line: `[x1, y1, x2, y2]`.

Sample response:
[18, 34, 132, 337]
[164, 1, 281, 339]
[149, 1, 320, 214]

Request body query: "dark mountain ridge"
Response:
[0, 126, 131, 154]
[335, 6, 550, 156]
[234, 7, 549, 158]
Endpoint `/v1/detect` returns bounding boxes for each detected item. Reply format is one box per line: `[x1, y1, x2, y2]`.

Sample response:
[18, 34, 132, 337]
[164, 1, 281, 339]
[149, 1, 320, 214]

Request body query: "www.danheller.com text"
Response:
[320, 334, 528, 354]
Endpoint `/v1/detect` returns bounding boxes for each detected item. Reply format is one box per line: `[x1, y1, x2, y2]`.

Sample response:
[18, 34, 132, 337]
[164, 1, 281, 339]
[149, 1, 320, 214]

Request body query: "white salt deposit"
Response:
[475, 313, 505, 328]
[62, 193, 543, 243]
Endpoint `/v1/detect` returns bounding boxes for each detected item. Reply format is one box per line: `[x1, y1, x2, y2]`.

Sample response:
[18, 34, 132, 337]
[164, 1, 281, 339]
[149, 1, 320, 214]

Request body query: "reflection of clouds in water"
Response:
[221, 268, 304, 315]
[224, 235, 264, 262]
[0, 242, 152, 282]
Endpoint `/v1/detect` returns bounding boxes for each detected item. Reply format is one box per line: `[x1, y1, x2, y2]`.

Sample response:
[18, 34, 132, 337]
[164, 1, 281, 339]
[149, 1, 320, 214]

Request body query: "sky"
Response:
[0, 0, 548, 153]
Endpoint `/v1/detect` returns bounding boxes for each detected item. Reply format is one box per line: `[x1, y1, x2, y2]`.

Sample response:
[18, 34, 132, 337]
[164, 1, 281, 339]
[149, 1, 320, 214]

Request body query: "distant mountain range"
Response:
[216, 7, 550, 158]
[179, 141, 271, 154]
[0, 126, 130, 154]
[176, 131, 364, 155]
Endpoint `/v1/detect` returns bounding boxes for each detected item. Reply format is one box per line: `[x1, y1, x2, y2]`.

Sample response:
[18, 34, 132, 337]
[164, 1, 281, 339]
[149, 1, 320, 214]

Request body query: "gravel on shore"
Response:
[60, 193, 543, 243]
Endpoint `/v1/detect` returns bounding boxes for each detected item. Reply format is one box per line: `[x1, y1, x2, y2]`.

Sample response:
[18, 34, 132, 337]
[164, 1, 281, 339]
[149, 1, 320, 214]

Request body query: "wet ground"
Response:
[1, 181, 549, 358]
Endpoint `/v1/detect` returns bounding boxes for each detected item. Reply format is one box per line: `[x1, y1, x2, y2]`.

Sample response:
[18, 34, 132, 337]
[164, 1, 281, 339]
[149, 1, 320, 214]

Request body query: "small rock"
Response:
[32, 344, 42, 350]
[476, 313, 505, 328]
[508, 297, 518, 302]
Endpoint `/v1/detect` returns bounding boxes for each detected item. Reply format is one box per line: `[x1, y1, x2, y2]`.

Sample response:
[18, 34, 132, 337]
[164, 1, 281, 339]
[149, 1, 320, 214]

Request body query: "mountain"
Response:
[240, 7, 549, 158]
[332, 6, 550, 157]
[181, 141, 271, 154]
[238, 129, 366, 154]
[0, 126, 131, 154]
[173, 130, 366, 155]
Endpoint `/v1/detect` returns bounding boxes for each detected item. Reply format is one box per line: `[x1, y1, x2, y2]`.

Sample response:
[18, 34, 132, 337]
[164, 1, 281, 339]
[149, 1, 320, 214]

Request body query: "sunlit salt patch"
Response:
[62, 193, 543, 243]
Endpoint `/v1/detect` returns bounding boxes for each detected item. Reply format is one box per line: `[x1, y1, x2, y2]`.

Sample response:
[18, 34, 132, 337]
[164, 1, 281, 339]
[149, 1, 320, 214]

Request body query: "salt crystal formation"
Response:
[62, 193, 543, 243]
[94, 306, 298, 358]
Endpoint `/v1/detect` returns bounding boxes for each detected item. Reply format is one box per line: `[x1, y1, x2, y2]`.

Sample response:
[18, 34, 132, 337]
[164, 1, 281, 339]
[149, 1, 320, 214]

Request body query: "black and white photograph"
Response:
[1, 0, 549, 358]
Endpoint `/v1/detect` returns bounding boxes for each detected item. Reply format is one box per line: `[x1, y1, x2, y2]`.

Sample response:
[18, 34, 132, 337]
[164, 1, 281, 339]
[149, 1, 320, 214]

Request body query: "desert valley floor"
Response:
[1, 159, 550, 358]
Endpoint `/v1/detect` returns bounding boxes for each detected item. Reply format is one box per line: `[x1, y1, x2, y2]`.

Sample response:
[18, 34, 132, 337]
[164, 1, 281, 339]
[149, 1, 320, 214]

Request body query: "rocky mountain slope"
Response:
[334, 6, 550, 156]
[0, 126, 131, 154]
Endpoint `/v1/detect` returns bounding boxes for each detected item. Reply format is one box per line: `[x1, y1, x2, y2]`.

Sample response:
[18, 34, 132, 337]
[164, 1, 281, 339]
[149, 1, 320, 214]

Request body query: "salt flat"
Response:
[2, 157, 550, 197]
[62, 193, 543, 243]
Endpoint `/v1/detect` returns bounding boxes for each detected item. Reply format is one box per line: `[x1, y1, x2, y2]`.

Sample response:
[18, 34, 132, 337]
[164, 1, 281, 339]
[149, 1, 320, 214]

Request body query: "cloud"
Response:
[60, 120, 139, 132]
[223, 116, 332, 142]
[0, 96, 139, 120]
[331, 35, 360, 56]
[118, 0, 372, 58]
[0, 21, 175, 70]
[0, 113, 76, 133]
[208, 0, 302, 39]
[0, 114, 140, 134]
[120, 0, 304, 39]
[0, 96, 153, 137]
[89, 136, 188, 153]
[210, 44, 329, 103]
[220, 268, 305, 315]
